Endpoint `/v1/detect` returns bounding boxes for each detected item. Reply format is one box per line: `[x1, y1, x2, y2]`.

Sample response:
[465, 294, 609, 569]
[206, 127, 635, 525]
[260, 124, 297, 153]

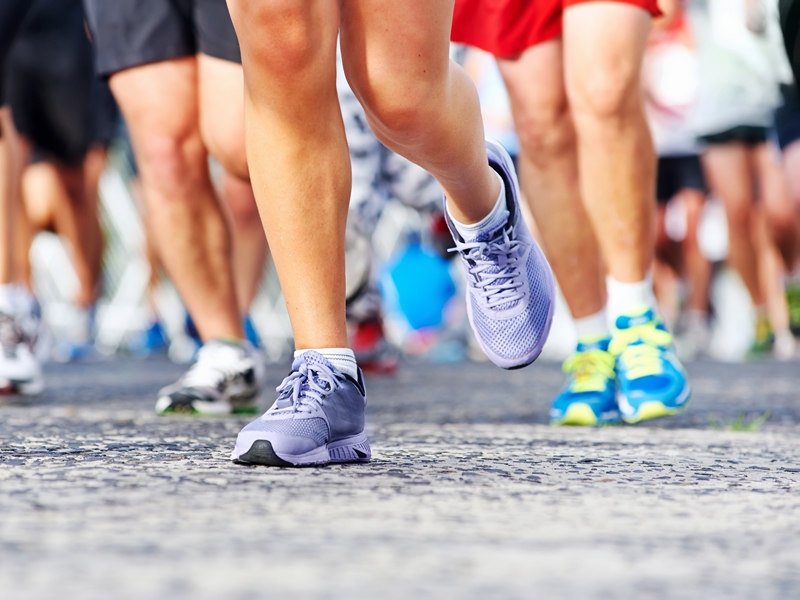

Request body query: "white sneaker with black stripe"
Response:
[155, 340, 265, 415]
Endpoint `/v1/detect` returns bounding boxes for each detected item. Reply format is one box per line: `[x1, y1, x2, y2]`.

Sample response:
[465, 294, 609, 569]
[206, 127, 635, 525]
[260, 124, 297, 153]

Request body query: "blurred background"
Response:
[5, 0, 800, 369]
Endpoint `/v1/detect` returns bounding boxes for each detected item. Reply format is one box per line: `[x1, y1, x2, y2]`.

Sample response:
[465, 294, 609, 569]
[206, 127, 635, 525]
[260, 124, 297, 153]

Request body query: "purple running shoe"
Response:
[231, 351, 371, 467]
[445, 139, 556, 370]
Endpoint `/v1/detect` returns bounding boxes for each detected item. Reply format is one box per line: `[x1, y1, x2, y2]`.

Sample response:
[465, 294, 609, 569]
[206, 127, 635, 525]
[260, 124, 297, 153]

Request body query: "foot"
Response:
[550, 338, 619, 426]
[155, 340, 265, 415]
[445, 139, 555, 370]
[349, 318, 399, 375]
[610, 308, 691, 424]
[0, 312, 44, 395]
[231, 351, 370, 467]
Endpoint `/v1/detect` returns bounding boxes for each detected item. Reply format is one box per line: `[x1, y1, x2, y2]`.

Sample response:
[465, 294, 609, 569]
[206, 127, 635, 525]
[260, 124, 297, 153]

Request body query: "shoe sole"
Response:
[551, 403, 622, 427]
[468, 140, 556, 371]
[155, 395, 260, 416]
[620, 384, 692, 424]
[232, 433, 371, 467]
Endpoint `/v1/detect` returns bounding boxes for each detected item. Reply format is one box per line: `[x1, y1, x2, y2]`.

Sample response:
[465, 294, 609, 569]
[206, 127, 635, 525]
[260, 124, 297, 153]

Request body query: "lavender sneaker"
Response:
[231, 351, 371, 467]
[445, 139, 556, 369]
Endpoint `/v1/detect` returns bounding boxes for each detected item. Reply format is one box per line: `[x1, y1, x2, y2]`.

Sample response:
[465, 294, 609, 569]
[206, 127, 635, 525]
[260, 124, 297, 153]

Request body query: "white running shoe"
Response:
[155, 340, 266, 415]
[0, 312, 44, 395]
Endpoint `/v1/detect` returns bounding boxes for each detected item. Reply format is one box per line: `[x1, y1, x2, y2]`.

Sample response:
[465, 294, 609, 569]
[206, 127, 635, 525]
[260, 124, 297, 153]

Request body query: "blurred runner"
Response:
[83, 0, 266, 414]
[453, 0, 692, 426]
[690, 0, 796, 359]
[227, 0, 556, 466]
[644, 1, 711, 359]
[0, 0, 43, 394]
[6, 0, 118, 360]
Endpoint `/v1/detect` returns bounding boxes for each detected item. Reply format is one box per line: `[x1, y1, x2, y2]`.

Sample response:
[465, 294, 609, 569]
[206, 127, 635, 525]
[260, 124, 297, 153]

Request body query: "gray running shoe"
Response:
[0, 312, 44, 395]
[231, 351, 370, 467]
[445, 139, 556, 369]
[155, 340, 265, 415]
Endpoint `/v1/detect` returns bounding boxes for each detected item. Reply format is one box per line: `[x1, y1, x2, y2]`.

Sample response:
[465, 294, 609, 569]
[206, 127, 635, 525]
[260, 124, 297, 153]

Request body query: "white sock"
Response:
[0, 284, 16, 315]
[606, 274, 657, 323]
[295, 348, 358, 380]
[574, 309, 610, 343]
[447, 172, 507, 241]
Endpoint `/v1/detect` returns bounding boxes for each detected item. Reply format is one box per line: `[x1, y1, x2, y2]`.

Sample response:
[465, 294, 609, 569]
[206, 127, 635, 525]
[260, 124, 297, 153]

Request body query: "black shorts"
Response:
[656, 155, 707, 204]
[0, 0, 33, 104]
[6, 0, 119, 165]
[83, 0, 241, 77]
[697, 125, 769, 146]
[774, 84, 800, 150]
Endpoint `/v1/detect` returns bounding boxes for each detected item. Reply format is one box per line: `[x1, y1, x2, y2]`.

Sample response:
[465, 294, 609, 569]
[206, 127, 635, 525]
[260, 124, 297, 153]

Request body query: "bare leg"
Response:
[0, 107, 20, 285]
[498, 41, 605, 321]
[702, 144, 764, 306]
[228, 0, 502, 349]
[109, 58, 243, 341]
[564, 3, 655, 283]
[680, 188, 711, 313]
[753, 143, 796, 271]
[222, 171, 268, 312]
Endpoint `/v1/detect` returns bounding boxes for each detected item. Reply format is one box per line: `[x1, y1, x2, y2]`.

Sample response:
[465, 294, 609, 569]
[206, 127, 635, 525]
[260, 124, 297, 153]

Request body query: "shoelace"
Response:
[182, 344, 247, 390]
[450, 228, 524, 308]
[274, 360, 341, 414]
[563, 349, 615, 394]
[609, 321, 673, 380]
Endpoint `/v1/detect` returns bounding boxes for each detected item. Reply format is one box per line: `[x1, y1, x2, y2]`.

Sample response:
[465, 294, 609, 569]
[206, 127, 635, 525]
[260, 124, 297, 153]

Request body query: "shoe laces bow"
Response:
[450, 227, 524, 308]
[275, 360, 341, 413]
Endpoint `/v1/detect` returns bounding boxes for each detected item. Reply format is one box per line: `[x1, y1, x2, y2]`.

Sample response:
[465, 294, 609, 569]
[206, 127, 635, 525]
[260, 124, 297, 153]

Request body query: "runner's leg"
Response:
[564, 3, 655, 284]
[498, 40, 606, 321]
[109, 58, 244, 342]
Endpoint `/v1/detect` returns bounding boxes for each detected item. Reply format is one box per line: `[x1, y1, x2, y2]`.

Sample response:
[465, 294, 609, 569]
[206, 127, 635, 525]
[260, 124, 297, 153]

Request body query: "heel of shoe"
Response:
[328, 433, 371, 463]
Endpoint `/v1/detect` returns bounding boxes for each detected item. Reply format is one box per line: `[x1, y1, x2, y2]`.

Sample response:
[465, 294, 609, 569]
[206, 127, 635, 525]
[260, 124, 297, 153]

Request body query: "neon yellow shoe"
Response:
[610, 308, 691, 424]
[550, 337, 619, 426]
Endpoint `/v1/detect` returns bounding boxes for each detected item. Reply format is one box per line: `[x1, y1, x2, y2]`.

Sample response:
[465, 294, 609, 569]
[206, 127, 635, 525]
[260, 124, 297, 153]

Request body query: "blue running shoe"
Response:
[550, 337, 619, 426]
[231, 351, 371, 467]
[445, 139, 556, 370]
[610, 308, 691, 424]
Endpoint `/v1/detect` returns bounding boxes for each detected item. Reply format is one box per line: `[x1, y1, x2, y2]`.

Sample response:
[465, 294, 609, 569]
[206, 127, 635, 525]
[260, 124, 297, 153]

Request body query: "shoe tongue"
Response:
[614, 307, 655, 330]
[293, 350, 335, 372]
[576, 336, 611, 353]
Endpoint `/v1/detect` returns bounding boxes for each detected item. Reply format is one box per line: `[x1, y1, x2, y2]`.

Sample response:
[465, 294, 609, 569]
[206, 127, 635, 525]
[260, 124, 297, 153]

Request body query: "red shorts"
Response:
[451, 0, 662, 58]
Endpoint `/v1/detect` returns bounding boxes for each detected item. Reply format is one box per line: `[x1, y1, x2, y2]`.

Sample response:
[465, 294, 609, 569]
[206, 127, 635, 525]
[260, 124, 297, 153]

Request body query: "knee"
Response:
[136, 131, 206, 198]
[514, 100, 575, 164]
[569, 67, 639, 123]
[228, 0, 330, 79]
[358, 80, 440, 143]
[202, 126, 248, 181]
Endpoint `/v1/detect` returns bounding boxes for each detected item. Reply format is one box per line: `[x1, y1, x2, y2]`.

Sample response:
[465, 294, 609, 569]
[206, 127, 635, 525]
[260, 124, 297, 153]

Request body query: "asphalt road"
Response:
[1, 357, 799, 599]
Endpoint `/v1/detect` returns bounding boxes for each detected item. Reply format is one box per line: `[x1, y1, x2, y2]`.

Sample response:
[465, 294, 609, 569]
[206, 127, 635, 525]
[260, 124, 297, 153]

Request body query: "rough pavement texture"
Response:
[1, 357, 799, 599]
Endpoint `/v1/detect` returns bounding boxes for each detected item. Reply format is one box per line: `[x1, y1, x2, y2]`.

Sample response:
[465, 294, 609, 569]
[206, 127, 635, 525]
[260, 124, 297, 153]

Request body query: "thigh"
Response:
[497, 39, 567, 134]
[701, 144, 753, 217]
[198, 53, 247, 178]
[109, 58, 200, 164]
[752, 143, 793, 218]
[563, 2, 652, 113]
[339, 0, 453, 112]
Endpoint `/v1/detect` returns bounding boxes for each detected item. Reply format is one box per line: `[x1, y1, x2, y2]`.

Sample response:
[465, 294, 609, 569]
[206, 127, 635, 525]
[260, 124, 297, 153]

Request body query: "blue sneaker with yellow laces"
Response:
[610, 308, 691, 423]
[550, 337, 619, 426]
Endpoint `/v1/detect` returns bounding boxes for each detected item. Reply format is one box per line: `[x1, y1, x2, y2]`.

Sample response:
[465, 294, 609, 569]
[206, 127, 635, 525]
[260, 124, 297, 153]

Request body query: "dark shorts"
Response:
[6, 0, 119, 165]
[0, 0, 33, 104]
[656, 155, 707, 204]
[774, 84, 800, 150]
[697, 125, 769, 147]
[82, 0, 241, 77]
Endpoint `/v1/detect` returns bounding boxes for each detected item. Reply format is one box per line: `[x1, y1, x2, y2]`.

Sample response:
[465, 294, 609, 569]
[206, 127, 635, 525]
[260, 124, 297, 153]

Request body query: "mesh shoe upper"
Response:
[446, 139, 555, 369]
